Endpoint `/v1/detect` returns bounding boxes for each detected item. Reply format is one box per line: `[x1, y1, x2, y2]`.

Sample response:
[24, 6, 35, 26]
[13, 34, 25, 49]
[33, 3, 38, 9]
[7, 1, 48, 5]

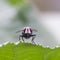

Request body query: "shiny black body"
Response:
[19, 33, 36, 44]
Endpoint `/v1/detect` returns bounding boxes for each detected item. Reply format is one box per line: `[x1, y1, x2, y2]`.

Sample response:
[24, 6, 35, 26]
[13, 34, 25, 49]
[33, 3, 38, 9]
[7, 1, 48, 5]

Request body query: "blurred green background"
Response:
[0, 0, 59, 48]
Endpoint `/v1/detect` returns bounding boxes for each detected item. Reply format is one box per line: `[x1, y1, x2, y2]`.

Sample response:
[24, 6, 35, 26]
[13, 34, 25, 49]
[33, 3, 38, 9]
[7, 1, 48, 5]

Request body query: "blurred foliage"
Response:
[5, 0, 27, 6]
[0, 42, 60, 60]
[17, 6, 31, 24]
[5, 0, 31, 24]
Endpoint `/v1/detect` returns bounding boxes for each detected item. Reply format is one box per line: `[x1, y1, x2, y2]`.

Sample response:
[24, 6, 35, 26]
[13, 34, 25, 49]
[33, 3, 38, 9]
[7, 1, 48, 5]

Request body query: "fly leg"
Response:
[31, 34, 36, 44]
[22, 36, 25, 42]
[19, 35, 22, 41]
[19, 35, 25, 42]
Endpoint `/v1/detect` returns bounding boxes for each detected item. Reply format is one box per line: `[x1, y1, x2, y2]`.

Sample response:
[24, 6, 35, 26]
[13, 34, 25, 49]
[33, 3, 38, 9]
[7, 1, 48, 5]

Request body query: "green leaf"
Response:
[0, 42, 60, 60]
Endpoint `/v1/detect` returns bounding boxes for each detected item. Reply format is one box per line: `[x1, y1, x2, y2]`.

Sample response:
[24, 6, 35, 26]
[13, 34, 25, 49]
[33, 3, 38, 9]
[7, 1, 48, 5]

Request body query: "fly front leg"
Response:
[19, 35, 25, 42]
[22, 37, 25, 42]
[19, 35, 22, 41]
[31, 34, 36, 44]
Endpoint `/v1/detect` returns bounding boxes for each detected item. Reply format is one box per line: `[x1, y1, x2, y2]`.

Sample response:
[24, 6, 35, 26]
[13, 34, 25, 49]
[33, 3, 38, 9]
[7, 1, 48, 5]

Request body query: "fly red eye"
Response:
[24, 28, 26, 32]
[30, 28, 32, 31]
